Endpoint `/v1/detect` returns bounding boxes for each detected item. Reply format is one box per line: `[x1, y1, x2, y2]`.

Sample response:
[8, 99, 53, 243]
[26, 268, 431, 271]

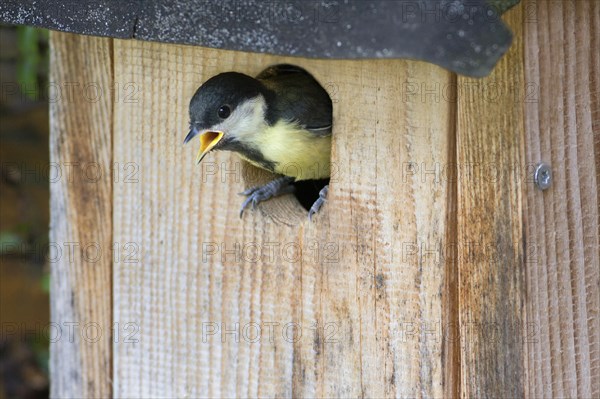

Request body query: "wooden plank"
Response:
[111, 41, 455, 396]
[455, 4, 525, 398]
[49, 32, 113, 398]
[523, 0, 600, 397]
[443, 74, 461, 399]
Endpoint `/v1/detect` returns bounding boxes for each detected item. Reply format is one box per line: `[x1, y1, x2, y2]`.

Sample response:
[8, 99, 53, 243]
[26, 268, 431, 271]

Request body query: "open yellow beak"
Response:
[196, 131, 224, 164]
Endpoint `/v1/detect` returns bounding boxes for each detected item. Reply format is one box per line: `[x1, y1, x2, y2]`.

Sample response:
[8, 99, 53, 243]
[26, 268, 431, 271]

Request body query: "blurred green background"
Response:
[0, 24, 50, 398]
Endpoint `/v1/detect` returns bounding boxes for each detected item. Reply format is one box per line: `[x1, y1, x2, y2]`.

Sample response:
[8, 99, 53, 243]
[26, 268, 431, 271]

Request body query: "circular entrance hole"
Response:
[292, 178, 330, 212]
[240, 162, 331, 224]
[240, 162, 305, 224]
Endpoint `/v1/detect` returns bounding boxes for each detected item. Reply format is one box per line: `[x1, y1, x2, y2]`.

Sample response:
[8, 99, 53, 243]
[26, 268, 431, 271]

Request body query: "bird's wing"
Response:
[258, 64, 333, 136]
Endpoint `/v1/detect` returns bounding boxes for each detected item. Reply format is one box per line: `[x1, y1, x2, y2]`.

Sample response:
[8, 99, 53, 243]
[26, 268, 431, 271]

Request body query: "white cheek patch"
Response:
[211, 95, 267, 142]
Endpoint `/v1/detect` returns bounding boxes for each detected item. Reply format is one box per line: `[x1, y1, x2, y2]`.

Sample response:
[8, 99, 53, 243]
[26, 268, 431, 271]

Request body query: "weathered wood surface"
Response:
[523, 0, 600, 398]
[111, 42, 454, 397]
[48, 1, 600, 397]
[49, 33, 113, 397]
[456, 5, 526, 398]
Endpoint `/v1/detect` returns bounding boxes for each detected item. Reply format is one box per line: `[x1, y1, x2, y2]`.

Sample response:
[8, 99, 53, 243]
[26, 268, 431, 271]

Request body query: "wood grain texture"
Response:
[49, 32, 113, 398]
[111, 42, 455, 397]
[523, 1, 600, 397]
[48, 2, 600, 396]
[456, 4, 526, 398]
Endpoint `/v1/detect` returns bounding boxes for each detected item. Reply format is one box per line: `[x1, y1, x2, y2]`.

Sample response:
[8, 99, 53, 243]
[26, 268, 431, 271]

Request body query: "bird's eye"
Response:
[218, 105, 231, 119]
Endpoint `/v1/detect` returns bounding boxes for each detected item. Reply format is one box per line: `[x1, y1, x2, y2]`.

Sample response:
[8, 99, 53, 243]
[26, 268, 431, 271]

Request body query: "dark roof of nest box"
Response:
[0, 0, 519, 77]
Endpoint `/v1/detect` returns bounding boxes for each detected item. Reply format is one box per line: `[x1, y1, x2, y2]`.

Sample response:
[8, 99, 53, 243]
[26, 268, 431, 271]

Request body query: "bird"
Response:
[184, 64, 332, 220]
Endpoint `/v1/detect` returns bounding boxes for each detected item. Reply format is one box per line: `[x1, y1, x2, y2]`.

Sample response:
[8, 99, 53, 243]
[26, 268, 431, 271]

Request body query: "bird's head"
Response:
[185, 72, 269, 164]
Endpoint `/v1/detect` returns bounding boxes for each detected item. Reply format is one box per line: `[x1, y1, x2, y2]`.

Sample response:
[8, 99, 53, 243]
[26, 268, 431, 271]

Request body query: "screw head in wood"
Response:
[534, 162, 552, 190]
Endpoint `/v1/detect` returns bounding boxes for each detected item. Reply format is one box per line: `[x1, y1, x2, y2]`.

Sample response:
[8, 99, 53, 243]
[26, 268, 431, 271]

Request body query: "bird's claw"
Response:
[239, 176, 295, 218]
[239, 186, 259, 196]
[308, 185, 328, 221]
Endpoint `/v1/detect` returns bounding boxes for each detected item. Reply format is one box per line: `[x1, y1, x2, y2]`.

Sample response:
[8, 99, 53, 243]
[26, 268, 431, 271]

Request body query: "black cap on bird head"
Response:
[184, 72, 270, 164]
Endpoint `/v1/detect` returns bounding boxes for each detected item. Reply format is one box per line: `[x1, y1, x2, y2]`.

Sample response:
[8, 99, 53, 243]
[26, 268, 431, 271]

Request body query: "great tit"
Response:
[184, 64, 332, 220]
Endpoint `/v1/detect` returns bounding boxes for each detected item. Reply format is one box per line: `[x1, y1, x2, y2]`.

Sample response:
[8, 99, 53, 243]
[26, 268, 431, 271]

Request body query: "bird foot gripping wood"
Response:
[308, 185, 328, 221]
[239, 176, 295, 218]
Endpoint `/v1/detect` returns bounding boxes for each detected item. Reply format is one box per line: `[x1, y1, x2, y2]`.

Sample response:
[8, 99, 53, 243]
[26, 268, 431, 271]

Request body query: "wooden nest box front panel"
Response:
[108, 43, 460, 398]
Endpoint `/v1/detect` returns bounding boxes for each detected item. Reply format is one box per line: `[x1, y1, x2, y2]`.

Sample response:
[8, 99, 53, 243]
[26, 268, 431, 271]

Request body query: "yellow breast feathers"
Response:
[239, 121, 331, 181]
